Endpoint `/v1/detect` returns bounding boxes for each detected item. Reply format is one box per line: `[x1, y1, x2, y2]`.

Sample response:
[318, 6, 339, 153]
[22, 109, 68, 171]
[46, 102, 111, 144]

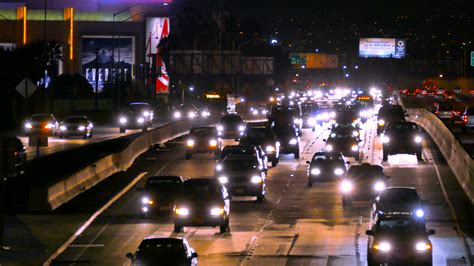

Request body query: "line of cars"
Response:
[24, 113, 94, 139]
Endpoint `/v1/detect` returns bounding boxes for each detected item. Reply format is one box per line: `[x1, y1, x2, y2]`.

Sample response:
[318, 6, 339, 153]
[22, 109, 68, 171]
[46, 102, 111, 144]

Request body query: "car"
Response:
[268, 104, 302, 136]
[314, 108, 336, 125]
[58, 116, 93, 139]
[381, 121, 423, 161]
[173, 178, 230, 233]
[301, 102, 319, 129]
[377, 105, 406, 135]
[271, 124, 300, 159]
[324, 127, 361, 160]
[126, 237, 198, 266]
[0, 135, 27, 178]
[217, 114, 246, 139]
[118, 102, 154, 133]
[330, 122, 361, 140]
[249, 105, 268, 116]
[140, 175, 184, 215]
[215, 155, 266, 202]
[434, 104, 454, 121]
[370, 187, 427, 221]
[24, 113, 59, 136]
[172, 104, 199, 120]
[461, 105, 474, 132]
[239, 126, 280, 167]
[366, 213, 435, 266]
[306, 152, 348, 186]
[217, 145, 267, 174]
[185, 126, 221, 159]
[339, 163, 390, 206]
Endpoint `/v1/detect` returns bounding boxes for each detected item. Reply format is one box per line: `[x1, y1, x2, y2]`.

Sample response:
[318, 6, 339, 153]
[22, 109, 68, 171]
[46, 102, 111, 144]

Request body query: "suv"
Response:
[271, 124, 300, 159]
[215, 156, 266, 202]
[173, 178, 230, 233]
[239, 127, 280, 167]
[126, 238, 198, 266]
[381, 121, 423, 161]
[377, 105, 405, 135]
[370, 187, 426, 221]
[339, 163, 390, 206]
[306, 152, 348, 186]
[217, 145, 267, 174]
[185, 126, 221, 159]
[139, 175, 183, 215]
[324, 127, 361, 160]
[217, 114, 246, 139]
[118, 102, 154, 133]
[366, 213, 435, 266]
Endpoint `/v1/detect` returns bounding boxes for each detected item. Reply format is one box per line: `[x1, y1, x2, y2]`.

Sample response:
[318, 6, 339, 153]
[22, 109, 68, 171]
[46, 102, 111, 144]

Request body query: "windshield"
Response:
[380, 189, 419, 202]
[387, 123, 417, 132]
[190, 128, 216, 136]
[246, 129, 273, 139]
[31, 115, 50, 121]
[221, 148, 253, 158]
[377, 218, 426, 235]
[223, 160, 257, 170]
[221, 116, 243, 124]
[64, 117, 86, 123]
[136, 242, 185, 261]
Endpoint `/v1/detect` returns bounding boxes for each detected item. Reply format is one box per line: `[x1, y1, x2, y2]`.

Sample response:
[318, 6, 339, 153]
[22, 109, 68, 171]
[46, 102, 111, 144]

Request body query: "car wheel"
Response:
[307, 179, 313, 187]
[382, 152, 388, 161]
[185, 153, 192, 159]
[256, 193, 265, 202]
[120, 128, 126, 133]
[174, 224, 183, 233]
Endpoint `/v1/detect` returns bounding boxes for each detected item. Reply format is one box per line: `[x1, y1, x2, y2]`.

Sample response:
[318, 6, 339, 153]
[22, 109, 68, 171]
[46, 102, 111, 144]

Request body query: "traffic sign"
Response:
[471, 51, 474, 67]
[15, 78, 37, 98]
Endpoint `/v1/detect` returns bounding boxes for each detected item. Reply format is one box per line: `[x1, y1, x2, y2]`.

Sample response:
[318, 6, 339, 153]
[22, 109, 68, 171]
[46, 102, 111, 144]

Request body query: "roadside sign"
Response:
[28, 135, 48, 147]
[15, 78, 37, 99]
[471, 51, 474, 67]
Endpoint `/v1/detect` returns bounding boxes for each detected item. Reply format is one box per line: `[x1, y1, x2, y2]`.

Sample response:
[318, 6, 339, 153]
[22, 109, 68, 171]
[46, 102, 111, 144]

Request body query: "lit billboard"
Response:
[359, 38, 406, 58]
[289, 53, 338, 69]
[146, 17, 170, 93]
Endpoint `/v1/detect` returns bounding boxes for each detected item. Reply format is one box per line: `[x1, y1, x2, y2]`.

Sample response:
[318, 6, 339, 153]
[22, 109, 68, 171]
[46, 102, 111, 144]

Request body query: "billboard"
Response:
[359, 38, 406, 58]
[289, 53, 338, 69]
[81, 35, 135, 93]
[146, 17, 170, 93]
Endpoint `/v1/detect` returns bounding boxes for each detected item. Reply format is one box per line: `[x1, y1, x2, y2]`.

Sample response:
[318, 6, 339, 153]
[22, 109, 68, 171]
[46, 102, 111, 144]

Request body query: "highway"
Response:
[43, 117, 473, 266]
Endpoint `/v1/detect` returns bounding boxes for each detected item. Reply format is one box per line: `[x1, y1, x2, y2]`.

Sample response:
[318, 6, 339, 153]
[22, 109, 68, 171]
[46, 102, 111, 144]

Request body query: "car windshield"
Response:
[246, 129, 273, 139]
[136, 242, 186, 261]
[127, 104, 149, 112]
[64, 117, 86, 123]
[179, 183, 219, 198]
[376, 218, 426, 234]
[221, 148, 253, 158]
[31, 114, 50, 121]
[439, 105, 452, 111]
[348, 166, 383, 178]
[387, 123, 417, 131]
[146, 178, 182, 191]
[380, 189, 419, 202]
[221, 116, 243, 124]
[191, 128, 216, 136]
[312, 154, 342, 162]
[223, 160, 257, 170]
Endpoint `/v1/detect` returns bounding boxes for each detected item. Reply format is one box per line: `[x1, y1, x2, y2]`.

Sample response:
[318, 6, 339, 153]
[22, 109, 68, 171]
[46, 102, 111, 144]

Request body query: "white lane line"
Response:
[423, 147, 472, 266]
[43, 171, 148, 266]
[69, 244, 104, 248]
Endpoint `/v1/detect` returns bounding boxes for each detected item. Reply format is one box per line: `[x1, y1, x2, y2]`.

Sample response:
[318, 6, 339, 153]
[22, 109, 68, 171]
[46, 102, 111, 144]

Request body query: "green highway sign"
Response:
[471, 51, 474, 67]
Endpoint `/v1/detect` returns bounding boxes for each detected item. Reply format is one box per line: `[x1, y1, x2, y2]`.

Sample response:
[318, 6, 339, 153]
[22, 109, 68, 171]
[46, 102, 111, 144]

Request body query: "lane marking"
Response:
[69, 244, 104, 248]
[43, 171, 148, 265]
[423, 147, 472, 266]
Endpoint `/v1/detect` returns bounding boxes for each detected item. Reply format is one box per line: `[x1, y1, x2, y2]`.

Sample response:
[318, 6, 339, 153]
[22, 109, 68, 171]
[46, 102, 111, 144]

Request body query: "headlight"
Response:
[210, 207, 224, 216]
[415, 242, 431, 251]
[175, 207, 189, 216]
[351, 144, 359, 151]
[137, 117, 145, 123]
[289, 138, 298, 145]
[188, 111, 196, 118]
[217, 125, 224, 131]
[340, 180, 353, 192]
[238, 125, 245, 131]
[378, 119, 385, 126]
[325, 144, 333, 151]
[265, 146, 275, 153]
[415, 136, 422, 143]
[334, 168, 344, 176]
[142, 197, 150, 204]
[415, 209, 425, 218]
[143, 111, 150, 117]
[142, 206, 149, 213]
[381, 135, 390, 143]
[251, 175, 263, 184]
[352, 131, 359, 137]
[374, 242, 391, 252]
[201, 111, 210, 117]
[252, 110, 259, 115]
[186, 139, 194, 147]
[45, 123, 54, 129]
[210, 139, 217, 147]
[293, 118, 301, 124]
[78, 126, 86, 131]
[25, 122, 32, 129]
[60, 125, 67, 131]
[218, 176, 228, 184]
[262, 110, 268, 115]
[174, 111, 181, 118]
[373, 181, 386, 192]
[311, 168, 321, 175]
[119, 117, 127, 124]
[215, 164, 223, 171]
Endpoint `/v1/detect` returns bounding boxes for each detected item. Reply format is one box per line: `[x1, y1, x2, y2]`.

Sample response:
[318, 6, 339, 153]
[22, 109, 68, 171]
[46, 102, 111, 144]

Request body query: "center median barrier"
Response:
[28, 117, 218, 212]
[405, 108, 474, 204]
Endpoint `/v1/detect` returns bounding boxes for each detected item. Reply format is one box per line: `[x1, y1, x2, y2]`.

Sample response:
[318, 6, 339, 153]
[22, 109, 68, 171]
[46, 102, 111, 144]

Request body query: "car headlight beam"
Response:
[187, 139, 195, 147]
[218, 176, 228, 184]
[210, 207, 225, 216]
[311, 168, 321, 175]
[373, 181, 386, 192]
[340, 180, 353, 192]
[251, 175, 263, 184]
[175, 207, 189, 216]
[265, 146, 275, 153]
[415, 242, 431, 251]
[289, 138, 298, 145]
[325, 144, 333, 151]
[334, 168, 344, 176]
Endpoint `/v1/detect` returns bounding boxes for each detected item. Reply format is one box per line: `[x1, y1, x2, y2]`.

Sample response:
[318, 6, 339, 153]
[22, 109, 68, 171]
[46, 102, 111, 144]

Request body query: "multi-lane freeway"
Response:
[41, 117, 473, 266]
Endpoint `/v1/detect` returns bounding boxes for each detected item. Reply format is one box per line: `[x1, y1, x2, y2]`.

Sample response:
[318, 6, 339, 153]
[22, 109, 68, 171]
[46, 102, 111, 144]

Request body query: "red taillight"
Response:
[463, 115, 468, 123]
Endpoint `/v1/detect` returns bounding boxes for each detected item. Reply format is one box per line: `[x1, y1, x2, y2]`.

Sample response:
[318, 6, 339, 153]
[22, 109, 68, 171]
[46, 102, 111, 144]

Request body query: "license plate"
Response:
[235, 188, 245, 193]
[159, 206, 169, 211]
[194, 218, 204, 224]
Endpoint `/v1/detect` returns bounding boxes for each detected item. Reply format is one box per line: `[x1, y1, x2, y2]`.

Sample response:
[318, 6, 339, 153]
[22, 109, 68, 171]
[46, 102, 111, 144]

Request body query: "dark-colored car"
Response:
[172, 104, 199, 120]
[239, 126, 280, 166]
[301, 102, 319, 129]
[118, 102, 154, 133]
[306, 152, 348, 186]
[271, 124, 300, 159]
[268, 104, 302, 136]
[185, 126, 221, 159]
[217, 145, 267, 174]
[324, 127, 361, 160]
[215, 155, 266, 202]
[381, 121, 423, 161]
[173, 178, 230, 233]
[217, 114, 246, 139]
[377, 105, 406, 135]
[370, 187, 427, 220]
[366, 214, 435, 266]
[126, 237, 198, 266]
[24, 113, 59, 136]
[140, 175, 184, 215]
[339, 163, 390, 206]
[58, 116, 93, 139]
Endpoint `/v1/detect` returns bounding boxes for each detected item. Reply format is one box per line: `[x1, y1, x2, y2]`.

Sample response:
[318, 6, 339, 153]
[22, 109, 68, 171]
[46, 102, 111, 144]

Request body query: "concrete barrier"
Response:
[403, 107, 474, 204]
[28, 119, 211, 211]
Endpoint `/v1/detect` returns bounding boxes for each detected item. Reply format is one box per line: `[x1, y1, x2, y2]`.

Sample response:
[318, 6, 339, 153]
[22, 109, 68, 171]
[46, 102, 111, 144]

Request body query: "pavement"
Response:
[0, 118, 473, 266]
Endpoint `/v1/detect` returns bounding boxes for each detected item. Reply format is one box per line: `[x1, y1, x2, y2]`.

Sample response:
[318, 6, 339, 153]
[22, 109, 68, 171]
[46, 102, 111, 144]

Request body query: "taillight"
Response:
[463, 115, 468, 123]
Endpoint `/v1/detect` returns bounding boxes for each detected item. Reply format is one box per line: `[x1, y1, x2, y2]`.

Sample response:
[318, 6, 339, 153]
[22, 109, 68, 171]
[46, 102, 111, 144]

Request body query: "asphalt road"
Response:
[47, 118, 473, 266]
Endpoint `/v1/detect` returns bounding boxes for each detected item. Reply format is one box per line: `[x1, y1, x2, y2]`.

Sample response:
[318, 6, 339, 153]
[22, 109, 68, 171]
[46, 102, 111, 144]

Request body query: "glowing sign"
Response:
[359, 38, 406, 58]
